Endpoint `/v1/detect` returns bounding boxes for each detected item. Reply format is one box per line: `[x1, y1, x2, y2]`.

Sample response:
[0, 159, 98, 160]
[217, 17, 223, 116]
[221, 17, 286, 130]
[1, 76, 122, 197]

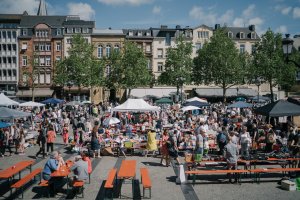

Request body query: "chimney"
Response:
[249, 25, 255, 31]
[215, 24, 220, 30]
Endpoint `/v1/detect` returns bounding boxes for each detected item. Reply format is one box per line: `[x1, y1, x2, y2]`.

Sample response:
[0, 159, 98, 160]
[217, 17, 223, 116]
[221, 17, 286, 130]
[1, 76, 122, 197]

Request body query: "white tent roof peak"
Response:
[0, 93, 19, 106]
[112, 98, 160, 112]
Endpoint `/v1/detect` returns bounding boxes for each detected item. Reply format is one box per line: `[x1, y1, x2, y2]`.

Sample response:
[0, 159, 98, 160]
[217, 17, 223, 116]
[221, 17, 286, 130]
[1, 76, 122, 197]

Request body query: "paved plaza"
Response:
[0, 135, 299, 200]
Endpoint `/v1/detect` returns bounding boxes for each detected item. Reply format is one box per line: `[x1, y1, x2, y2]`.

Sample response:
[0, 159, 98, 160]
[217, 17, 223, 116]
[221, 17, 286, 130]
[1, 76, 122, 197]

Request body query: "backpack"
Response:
[218, 132, 227, 144]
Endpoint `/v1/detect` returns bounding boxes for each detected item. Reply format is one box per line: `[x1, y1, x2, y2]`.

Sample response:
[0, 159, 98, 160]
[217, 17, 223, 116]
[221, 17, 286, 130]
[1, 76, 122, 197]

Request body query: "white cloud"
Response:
[233, 17, 244, 27]
[97, 0, 153, 6]
[242, 4, 255, 18]
[67, 3, 95, 20]
[281, 6, 292, 15]
[0, 0, 39, 14]
[152, 6, 161, 15]
[293, 7, 300, 18]
[219, 10, 234, 25]
[275, 25, 287, 34]
[189, 6, 233, 26]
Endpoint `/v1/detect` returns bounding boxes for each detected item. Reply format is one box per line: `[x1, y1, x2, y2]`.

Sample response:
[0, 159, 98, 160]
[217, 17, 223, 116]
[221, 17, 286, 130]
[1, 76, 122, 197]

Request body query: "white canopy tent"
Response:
[19, 101, 45, 107]
[103, 117, 121, 126]
[186, 97, 207, 103]
[111, 99, 160, 112]
[0, 93, 19, 106]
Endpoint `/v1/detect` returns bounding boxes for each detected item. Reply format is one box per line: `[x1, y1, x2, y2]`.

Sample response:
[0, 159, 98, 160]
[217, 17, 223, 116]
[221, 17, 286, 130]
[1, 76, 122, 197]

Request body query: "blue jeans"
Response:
[195, 147, 203, 155]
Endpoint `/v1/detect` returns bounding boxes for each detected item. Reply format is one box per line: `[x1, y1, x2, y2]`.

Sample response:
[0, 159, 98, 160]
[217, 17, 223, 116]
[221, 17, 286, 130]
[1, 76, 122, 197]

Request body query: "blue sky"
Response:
[1, 0, 300, 36]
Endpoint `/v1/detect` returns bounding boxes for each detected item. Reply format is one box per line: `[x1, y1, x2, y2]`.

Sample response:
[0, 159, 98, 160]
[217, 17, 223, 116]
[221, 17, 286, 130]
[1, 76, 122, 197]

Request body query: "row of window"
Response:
[66, 27, 89, 34]
[35, 30, 49, 38]
[0, 44, 17, 52]
[0, 31, 17, 39]
[97, 44, 120, 58]
[228, 32, 256, 39]
[0, 56, 17, 64]
[22, 72, 51, 85]
[0, 69, 17, 77]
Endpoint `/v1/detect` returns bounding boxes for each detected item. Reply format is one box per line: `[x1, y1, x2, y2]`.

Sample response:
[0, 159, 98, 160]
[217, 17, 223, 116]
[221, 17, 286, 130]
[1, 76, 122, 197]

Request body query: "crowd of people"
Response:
[1, 99, 300, 188]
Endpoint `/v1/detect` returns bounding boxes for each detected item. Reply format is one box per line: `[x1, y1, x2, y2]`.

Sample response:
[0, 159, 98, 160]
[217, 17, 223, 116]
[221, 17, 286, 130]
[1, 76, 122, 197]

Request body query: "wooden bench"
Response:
[249, 168, 300, 183]
[38, 180, 49, 198]
[185, 169, 248, 185]
[10, 168, 42, 198]
[104, 168, 117, 199]
[140, 168, 152, 198]
[73, 180, 85, 198]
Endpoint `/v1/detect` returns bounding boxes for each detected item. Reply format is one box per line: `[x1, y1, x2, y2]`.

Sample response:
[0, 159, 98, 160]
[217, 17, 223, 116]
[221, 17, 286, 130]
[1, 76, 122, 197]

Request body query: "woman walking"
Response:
[160, 129, 169, 166]
[36, 129, 46, 158]
[46, 125, 56, 153]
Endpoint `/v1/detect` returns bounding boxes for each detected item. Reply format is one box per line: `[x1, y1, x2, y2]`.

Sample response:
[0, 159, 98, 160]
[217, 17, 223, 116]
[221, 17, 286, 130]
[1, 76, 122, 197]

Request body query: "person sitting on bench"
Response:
[70, 155, 88, 182]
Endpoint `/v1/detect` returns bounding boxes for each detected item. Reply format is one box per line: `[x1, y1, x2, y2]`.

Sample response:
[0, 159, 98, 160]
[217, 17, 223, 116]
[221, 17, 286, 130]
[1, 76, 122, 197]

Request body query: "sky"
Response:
[0, 0, 300, 36]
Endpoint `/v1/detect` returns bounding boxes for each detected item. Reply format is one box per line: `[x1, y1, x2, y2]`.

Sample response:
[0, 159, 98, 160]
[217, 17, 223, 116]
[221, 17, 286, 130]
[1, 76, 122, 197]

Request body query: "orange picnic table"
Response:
[50, 160, 74, 195]
[117, 160, 136, 198]
[0, 160, 34, 180]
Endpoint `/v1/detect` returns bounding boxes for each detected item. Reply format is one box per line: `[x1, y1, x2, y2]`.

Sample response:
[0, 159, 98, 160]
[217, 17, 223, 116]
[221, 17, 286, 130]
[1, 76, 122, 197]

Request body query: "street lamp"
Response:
[236, 86, 239, 97]
[254, 78, 262, 103]
[282, 34, 300, 68]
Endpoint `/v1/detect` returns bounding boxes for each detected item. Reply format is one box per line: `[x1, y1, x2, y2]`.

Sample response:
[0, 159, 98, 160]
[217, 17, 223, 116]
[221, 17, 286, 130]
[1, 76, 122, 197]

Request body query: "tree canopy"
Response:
[158, 34, 193, 86]
[193, 28, 246, 102]
[250, 29, 297, 101]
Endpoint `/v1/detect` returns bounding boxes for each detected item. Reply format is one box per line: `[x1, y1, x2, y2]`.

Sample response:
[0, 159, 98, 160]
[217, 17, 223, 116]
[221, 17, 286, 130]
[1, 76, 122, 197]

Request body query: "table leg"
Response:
[19, 171, 21, 180]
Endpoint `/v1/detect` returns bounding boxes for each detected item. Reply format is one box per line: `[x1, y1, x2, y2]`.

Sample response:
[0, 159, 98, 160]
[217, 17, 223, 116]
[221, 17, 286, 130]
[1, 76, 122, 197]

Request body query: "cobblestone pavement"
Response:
[0, 135, 299, 200]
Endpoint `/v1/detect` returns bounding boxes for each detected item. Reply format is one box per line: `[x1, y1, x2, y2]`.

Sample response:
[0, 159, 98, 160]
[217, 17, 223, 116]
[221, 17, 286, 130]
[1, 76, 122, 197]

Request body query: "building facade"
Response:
[91, 29, 125, 103]
[0, 14, 22, 97]
[17, 15, 66, 100]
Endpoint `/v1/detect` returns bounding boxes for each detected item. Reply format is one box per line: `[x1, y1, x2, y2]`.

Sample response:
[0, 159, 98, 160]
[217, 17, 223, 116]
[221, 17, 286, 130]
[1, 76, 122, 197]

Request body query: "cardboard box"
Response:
[281, 180, 296, 191]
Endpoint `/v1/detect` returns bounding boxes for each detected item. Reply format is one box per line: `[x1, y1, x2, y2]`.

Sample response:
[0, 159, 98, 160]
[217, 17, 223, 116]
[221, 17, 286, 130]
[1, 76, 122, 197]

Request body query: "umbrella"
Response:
[41, 98, 64, 104]
[228, 101, 253, 108]
[155, 98, 173, 105]
[254, 100, 300, 117]
[181, 106, 200, 112]
[66, 101, 82, 106]
[0, 107, 32, 119]
[19, 101, 45, 107]
[183, 101, 210, 107]
[0, 122, 11, 128]
[103, 117, 120, 126]
[186, 97, 208, 103]
[82, 100, 92, 104]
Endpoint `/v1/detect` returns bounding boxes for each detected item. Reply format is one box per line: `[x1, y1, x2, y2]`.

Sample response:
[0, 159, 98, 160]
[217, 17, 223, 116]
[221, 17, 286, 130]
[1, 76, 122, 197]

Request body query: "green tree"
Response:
[193, 28, 246, 102]
[250, 29, 297, 102]
[158, 34, 193, 95]
[121, 41, 151, 98]
[54, 34, 103, 96]
[105, 41, 151, 100]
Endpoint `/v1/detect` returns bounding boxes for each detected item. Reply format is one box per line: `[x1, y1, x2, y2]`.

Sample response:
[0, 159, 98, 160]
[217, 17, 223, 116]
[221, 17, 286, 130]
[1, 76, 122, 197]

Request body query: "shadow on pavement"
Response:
[141, 161, 162, 167]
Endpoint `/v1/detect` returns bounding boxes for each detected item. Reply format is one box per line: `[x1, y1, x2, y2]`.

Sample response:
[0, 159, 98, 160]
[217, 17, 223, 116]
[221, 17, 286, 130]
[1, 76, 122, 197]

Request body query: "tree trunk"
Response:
[127, 88, 132, 100]
[32, 86, 35, 102]
[222, 87, 227, 103]
[269, 81, 274, 102]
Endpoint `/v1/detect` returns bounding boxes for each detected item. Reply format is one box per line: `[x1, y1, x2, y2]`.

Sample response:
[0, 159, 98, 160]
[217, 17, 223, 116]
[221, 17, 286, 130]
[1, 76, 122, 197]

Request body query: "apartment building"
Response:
[91, 28, 125, 103]
[17, 14, 66, 100]
[0, 14, 22, 97]
[192, 25, 213, 58]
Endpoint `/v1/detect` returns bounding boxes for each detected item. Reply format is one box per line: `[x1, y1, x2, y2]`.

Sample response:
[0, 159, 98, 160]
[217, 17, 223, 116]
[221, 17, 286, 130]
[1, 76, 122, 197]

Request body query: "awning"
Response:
[130, 87, 177, 98]
[16, 88, 54, 97]
[195, 88, 257, 97]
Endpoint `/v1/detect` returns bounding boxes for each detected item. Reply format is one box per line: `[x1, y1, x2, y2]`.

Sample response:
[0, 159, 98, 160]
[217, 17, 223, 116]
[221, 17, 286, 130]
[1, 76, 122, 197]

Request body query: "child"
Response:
[62, 124, 69, 145]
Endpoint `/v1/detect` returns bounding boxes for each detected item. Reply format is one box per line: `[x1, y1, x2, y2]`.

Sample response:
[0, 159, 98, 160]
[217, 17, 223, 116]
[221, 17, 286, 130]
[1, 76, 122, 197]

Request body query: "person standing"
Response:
[224, 136, 239, 183]
[36, 129, 46, 158]
[18, 129, 25, 155]
[160, 129, 170, 166]
[195, 129, 204, 156]
[217, 127, 227, 155]
[239, 126, 251, 158]
[46, 125, 56, 153]
[145, 127, 157, 156]
[62, 124, 69, 145]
